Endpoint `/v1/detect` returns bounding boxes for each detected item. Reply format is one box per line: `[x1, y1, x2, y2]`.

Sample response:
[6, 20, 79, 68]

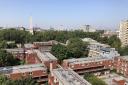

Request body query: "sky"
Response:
[0, 0, 128, 30]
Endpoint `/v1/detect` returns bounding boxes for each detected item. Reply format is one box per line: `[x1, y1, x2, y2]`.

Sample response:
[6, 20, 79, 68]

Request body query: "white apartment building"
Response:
[88, 43, 120, 59]
[119, 20, 128, 47]
[82, 38, 120, 59]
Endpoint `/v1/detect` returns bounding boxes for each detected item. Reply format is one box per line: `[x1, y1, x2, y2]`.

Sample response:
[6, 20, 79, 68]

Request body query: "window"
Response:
[100, 62, 102, 64]
[29, 72, 32, 75]
[71, 65, 74, 68]
[82, 64, 84, 66]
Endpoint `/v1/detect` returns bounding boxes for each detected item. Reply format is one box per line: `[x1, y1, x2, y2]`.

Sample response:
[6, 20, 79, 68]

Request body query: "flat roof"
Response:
[34, 50, 57, 61]
[100, 47, 111, 52]
[5, 48, 24, 53]
[119, 56, 128, 61]
[64, 57, 111, 64]
[82, 38, 97, 43]
[0, 64, 47, 74]
[33, 41, 53, 46]
[89, 43, 110, 48]
[24, 44, 34, 48]
[26, 49, 34, 54]
[52, 68, 91, 85]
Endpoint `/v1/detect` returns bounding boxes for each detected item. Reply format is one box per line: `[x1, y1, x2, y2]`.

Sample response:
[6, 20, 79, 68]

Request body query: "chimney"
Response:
[50, 63, 53, 71]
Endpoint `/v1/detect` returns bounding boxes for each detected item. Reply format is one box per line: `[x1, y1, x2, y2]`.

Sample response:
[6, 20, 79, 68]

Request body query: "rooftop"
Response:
[5, 48, 24, 53]
[82, 38, 97, 44]
[52, 68, 91, 85]
[24, 44, 34, 48]
[26, 49, 34, 54]
[82, 38, 110, 47]
[100, 47, 111, 52]
[89, 43, 110, 48]
[64, 57, 111, 64]
[119, 56, 128, 61]
[34, 50, 57, 61]
[33, 41, 54, 46]
[0, 64, 47, 74]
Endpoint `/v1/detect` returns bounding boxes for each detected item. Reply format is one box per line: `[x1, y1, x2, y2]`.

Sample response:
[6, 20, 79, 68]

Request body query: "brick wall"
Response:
[26, 53, 40, 64]
[63, 59, 113, 70]
[114, 57, 128, 77]
[44, 60, 58, 69]
[9, 70, 47, 81]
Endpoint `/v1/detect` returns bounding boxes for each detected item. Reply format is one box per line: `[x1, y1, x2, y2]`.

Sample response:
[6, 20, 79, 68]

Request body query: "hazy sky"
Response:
[0, 0, 128, 29]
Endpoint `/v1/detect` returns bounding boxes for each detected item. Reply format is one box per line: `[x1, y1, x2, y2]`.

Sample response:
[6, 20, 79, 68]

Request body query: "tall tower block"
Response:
[29, 16, 34, 35]
[119, 20, 128, 47]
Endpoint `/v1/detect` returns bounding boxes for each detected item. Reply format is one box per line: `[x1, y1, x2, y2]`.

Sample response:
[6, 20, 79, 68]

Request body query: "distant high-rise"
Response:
[119, 20, 128, 47]
[29, 16, 34, 35]
[81, 25, 96, 32]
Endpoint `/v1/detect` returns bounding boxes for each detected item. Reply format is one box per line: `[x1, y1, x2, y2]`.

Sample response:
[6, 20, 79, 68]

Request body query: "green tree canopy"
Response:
[107, 35, 121, 50]
[0, 75, 39, 85]
[0, 41, 8, 49]
[67, 38, 89, 58]
[0, 50, 20, 66]
[84, 73, 107, 85]
[51, 44, 72, 61]
[118, 46, 128, 56]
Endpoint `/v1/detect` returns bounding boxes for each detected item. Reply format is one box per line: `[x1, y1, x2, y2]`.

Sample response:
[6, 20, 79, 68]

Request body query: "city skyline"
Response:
[0, 0, 128, 30]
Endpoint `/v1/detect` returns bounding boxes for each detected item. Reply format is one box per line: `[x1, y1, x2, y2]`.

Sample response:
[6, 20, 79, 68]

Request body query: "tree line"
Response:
[0, 28, 101, 43]
[0, 28, 127, 58]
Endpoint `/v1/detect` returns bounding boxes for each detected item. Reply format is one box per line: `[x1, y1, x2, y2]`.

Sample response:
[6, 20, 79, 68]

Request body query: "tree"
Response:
[51, 44, 72, 61]
[84, 73, 107, 85]
[0, 41, 8, 49]
[99, 37, 108, 44]
[0, 75, 39, 85]
[107, 35, 121, 50]
[7, 43, 17, 48]
[13, 77, 39, 85]
[67, 38, 89, 58]
[0, 50, 20, 66]
[118, 46, 128, 56]
[0, 29, 102, 44]
[0, 29, 31, 44]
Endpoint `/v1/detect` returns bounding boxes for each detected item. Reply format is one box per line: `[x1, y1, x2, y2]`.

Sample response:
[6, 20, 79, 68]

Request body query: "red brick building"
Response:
[33, 40, 58, 51]
[24, 44, 37, 49]
[5, 48, 25, 60]
[25, 50, 40, 64]
[0, 64, 48, 84]
[112, 77, 126, 85]
[34, 49, 58, 69]
[5, 48, 41, 65]
[3, 41, 128, 84]
[63, 57, 113, 76]
[48, 68, 91, 85]
[114, 56, 128, 77]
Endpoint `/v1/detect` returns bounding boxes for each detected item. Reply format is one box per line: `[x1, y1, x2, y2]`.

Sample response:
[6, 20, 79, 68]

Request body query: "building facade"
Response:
[48, 68, 91, 85]
[119, 20, 128, 47]
[33, 40, 58, 51]
[34, 49, 58, 69]
[114, 56, 128, 77]
[5, 48, 25, 60]
[88, 43, 120, 58]
[63, 57, 113, 76]
[0, 64, 48, 84]
[81, 25, 96, 32]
